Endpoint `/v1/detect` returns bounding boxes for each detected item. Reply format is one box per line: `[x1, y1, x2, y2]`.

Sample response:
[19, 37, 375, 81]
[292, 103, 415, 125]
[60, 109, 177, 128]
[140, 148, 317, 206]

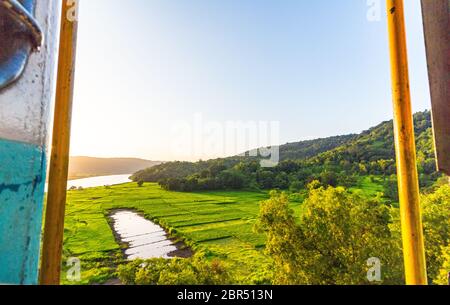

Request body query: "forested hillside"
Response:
[275, 134, 357, 161]
[131, 111, 440, 200]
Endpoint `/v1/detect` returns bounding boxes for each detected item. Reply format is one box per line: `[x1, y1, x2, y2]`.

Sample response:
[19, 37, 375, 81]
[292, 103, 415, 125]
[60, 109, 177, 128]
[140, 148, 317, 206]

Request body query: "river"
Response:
[67, 174, 132, 189]
[44, 174, 133, 191]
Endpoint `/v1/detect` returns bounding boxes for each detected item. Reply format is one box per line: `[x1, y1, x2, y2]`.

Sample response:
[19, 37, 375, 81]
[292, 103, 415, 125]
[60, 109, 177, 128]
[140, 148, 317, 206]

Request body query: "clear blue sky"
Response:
[70, 0, 431, 161]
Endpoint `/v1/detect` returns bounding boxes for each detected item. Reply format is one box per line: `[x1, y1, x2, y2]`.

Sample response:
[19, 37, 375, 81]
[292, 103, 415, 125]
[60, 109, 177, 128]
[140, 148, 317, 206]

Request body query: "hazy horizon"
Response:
[70, 107, 431, 162]
[70, 0, 431, 162]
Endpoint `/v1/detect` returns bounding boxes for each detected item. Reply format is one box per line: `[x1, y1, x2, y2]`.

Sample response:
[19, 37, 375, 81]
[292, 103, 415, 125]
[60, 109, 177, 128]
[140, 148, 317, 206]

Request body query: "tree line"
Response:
[131, 111, 441, 202]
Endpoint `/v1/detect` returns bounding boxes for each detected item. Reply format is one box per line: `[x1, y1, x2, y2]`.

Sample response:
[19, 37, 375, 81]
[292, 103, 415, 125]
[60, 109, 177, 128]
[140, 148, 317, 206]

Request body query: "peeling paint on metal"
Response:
[0, 138, 46, 284]
[0, 0, 60, 285]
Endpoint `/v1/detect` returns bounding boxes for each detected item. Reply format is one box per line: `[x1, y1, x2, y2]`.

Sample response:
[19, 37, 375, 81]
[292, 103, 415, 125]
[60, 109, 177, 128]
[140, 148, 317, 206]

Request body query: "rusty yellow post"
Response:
[40, 0, 79, 285]
[386, 0, 427, 285]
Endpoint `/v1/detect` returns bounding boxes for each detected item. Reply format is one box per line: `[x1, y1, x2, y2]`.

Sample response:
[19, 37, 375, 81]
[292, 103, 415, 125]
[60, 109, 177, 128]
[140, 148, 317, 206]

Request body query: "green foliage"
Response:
[256, 187, 404, 285]
[131, 160, 240, 183]
[131, 161, 210, 182]
[117, 254, 233, 285]
[61, 251, 123, 285]
[255, 191, 304, 284]
[257, 184, 450, 285]
[421, 185, 450, 281]
[256, 170, 275, 189]
[390, 185, 450, 284]
[277, 135, 357, 161]
[289, 180, 303, 192]
[421, 185, 450, 283]
[435, 245, 450, 285]
[382, 174, 399, 203]
[130, 111, 441, 193]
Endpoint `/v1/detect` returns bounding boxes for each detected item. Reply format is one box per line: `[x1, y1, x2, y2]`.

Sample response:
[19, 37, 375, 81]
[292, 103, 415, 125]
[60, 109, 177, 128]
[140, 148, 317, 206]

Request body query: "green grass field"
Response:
[349, 176, 385, 197]
[62, 177, 384, 284]
[63, 183, 286, 284]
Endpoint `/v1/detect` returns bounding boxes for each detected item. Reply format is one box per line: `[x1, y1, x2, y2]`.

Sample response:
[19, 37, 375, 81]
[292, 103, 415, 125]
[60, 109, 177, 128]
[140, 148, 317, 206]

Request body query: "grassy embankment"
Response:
[62, 177, 385, 284]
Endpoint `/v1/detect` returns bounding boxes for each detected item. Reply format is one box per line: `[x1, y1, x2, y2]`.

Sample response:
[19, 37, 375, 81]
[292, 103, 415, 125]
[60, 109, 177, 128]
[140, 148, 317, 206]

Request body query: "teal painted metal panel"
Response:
[0, 138, 46, 284]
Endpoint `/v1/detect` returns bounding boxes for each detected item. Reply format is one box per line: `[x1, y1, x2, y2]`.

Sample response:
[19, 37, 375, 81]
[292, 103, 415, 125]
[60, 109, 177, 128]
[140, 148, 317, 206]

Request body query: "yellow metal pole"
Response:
[40, 0, 79, 285]
[386, 0, 427, 285]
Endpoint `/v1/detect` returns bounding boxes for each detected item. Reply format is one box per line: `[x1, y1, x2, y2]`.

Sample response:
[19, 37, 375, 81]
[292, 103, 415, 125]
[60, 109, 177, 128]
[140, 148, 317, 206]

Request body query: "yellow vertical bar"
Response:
[386, 0, 427, 285]
[40, 0, 79, 285]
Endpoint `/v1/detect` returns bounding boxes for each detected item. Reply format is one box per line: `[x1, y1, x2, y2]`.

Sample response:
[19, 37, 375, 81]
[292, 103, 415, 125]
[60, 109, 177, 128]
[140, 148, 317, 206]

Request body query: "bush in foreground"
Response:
[255, 186, 404, 285]
[117, 254, 233, 285]
[256, 184, 450, 285]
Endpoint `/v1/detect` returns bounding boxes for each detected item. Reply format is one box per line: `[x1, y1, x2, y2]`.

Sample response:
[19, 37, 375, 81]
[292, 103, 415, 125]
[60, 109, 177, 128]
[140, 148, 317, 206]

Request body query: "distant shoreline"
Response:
[68, 173, 130, 181]
[67, 156, 162, 182]
[68, 174, 101, 181]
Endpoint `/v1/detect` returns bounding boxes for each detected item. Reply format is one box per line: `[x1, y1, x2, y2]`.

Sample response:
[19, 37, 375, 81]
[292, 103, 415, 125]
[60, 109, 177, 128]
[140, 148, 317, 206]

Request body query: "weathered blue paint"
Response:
[0, 138, 47, 284]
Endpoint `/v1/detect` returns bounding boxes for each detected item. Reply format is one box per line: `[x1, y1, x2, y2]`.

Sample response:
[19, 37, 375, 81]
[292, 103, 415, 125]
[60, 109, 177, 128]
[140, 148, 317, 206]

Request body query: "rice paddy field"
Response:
[62, 183, 277, 284]
[62, 178, 385, 284]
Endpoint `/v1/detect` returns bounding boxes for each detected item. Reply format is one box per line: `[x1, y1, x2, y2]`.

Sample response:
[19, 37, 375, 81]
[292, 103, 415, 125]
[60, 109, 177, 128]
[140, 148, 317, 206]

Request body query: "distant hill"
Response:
[131, 132, 360, 183]
[246, 134, 357, 162]
[132, 111, 438, 192]
[307, 110, 434, 167]
[69, 157, 162, 180]
[238, 110, 434, 165]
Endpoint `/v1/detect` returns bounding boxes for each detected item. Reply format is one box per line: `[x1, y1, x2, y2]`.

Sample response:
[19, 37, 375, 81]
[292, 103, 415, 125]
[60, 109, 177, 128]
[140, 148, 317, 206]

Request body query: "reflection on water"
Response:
[45, 174, 132, 191]
[110, 210, 183, 260]
[67, 174, 132, 189]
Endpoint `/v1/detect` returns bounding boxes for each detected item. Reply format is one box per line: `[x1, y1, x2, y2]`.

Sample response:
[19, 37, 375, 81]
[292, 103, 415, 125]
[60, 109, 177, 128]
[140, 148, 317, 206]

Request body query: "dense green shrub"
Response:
[435, 245, 450, 285]
[256, 184, 450, 285]
[390, 184, 450, 284]
[117, 254, 233, 285]
[255, 187, 404, 285]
